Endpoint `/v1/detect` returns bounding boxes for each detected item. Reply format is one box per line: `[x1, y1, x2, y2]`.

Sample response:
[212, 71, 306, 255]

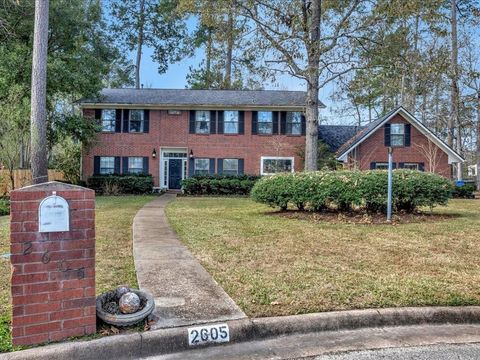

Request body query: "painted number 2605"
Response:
[188, 323, 230, 346]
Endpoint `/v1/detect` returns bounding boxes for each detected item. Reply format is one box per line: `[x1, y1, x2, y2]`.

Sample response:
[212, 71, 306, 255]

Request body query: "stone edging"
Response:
[2, 306, 480, 359]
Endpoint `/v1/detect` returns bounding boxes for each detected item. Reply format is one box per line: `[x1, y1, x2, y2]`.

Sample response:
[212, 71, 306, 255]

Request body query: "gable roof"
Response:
[318, 125, 362, 152]
[79, 88, 326, 110]
[336, 106, 464, 164]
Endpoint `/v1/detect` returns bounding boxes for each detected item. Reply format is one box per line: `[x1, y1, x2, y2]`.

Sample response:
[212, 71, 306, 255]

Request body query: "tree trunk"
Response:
[206, 27, 212, 88]
[304, 0, 321, 171]
[224, 6, 234, 89]
[30, 0, 49, 185]
[135, 0, 145, 89]
[450, 0, 461, 179]
[476, 92, 480, 190]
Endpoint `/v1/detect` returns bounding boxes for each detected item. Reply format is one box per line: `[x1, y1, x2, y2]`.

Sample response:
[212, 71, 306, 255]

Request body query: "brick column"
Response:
[10, 182, 96, 346]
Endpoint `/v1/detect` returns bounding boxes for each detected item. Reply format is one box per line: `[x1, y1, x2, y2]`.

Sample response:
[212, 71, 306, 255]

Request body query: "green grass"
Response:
[166, 198, 480, 317]
[0, 195, 156, 353]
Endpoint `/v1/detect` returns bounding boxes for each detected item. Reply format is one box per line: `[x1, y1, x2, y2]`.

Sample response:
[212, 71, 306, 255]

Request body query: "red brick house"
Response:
[320, 107, 464, 177]
[79, 90, 463, 190]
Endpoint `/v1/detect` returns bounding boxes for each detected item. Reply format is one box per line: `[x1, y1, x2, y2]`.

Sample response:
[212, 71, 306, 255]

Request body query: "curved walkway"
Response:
[133, 194, 246, 329]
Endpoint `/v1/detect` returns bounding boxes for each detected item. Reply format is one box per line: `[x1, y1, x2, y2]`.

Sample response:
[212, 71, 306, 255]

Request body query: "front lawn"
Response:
[0, 195, 155, 352]
[166, 198, 480, 317]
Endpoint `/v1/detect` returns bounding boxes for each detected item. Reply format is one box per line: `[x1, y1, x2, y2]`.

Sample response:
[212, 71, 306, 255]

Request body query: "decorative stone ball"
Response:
[115, 286, 131, 300]
[119, 292, 141, 314]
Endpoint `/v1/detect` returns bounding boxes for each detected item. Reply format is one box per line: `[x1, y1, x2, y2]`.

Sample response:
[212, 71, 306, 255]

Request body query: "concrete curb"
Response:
[2, 306, 480, 359]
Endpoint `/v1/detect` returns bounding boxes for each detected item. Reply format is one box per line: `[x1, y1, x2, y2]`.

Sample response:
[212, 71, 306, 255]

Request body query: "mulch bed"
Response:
[270, 209, 459, 225]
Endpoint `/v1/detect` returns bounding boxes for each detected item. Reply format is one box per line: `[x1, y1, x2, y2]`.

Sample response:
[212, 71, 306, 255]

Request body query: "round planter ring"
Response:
[96, 289, 155, 327]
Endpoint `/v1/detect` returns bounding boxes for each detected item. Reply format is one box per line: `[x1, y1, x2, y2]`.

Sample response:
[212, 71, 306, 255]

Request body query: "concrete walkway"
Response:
[133, 194, 246, 329]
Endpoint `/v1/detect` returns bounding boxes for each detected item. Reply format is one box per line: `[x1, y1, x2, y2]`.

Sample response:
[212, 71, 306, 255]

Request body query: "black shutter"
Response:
[143, 110, 150, 133]
[419, 162, 425, 171]
[272, 112, 279, 134]
[238, 159, 244, 174]
[189, 110, 196, 134]
[370, 162, 376, 170]
[94, 156, 100, 175]
[210, 111, 216, 134]
[301, 115, 306, 136]
[384, 124, 391, 146]
[252, 111, 258, 134]
[399, 162, 405, 169]
[217, 111, 224, 134]
[123, 109, 130, 133]
[122, 157, 129, 174]
[393, 162, 397, 169]
[189, 158, 195, 176]
[143, 157, 149, 174]
[115, 110, 122, 132]
[217, 159, 223, 174]
[239, 111, 245, 134]
[114, 157, 121, 174]
[280, 111, 287, 135]
[209, 158, 215, 174]
[95, 109, 102, 131]
[405, 124, 411, 146]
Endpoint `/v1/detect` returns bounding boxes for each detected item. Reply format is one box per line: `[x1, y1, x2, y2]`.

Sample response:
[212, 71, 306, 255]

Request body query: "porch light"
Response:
[152, 148, 157, 159]
[189, 150, 194, 159]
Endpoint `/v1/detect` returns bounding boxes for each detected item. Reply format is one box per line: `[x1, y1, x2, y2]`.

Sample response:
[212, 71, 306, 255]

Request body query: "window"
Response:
[286, 112, 302, 135]
[129, 110, 145, 133]
[261, 157, 294, 175]
[223, 159, 239, 175]
[195, 111, 210, 134]
[390, 124, 405, 147]
[403, 163, 419, 170]
[224, 111, 239, 134]
[374, 162, 389, 170]
[128, 157, 144, 174]
[100, 157, 115, 174]
[101, 109, 116, 132]
[194, 158, 210, 175]
[258, 111, 273, 135]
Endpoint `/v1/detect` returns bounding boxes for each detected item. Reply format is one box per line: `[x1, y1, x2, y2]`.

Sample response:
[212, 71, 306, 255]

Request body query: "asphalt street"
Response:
[310, 343, 480, 359]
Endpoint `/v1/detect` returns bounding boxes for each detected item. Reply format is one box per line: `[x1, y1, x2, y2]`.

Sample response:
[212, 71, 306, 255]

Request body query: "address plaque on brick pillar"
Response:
[38, 192, 69, 233]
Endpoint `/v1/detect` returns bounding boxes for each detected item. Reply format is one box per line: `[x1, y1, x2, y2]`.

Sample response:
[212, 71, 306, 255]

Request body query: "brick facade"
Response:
[82, 108, 457, 186]
[10, 182, 96, 346]
[82, 108, 305, 187]
[345, 114, 452, 177]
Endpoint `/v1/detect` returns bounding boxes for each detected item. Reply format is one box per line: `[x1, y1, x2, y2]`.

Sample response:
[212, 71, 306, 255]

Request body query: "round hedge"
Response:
[250, 170, 453, 213]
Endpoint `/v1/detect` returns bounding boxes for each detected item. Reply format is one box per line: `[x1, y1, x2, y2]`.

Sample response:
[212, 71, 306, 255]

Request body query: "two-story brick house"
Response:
[80, 88, 318, 189]
[80, 89, 463, 190]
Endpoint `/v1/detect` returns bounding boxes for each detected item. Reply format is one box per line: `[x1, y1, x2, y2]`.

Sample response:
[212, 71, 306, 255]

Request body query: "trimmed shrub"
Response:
[251, 170, 453, 213]
[0, 198, 9, 216]
[181, 175, 260, 196]
[87, 174, 154, 195]
[452, 183, 476, 199]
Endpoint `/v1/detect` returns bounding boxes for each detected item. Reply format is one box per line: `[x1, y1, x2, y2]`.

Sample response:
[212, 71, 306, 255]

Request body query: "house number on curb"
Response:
[188, 323, 230, 346]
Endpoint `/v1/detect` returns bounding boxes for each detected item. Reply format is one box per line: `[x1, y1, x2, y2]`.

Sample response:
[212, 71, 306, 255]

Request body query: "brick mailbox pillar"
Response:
[10, 182, 96, 346]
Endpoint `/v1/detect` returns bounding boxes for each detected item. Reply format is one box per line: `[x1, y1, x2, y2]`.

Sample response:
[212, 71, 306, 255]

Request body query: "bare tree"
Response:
[414, 139, 441, 173]
[238, 0, 376, 170]
[30, 0, 49, 185]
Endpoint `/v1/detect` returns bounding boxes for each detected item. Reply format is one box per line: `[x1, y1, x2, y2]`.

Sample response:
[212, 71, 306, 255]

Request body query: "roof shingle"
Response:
[79, 88, 325, 108]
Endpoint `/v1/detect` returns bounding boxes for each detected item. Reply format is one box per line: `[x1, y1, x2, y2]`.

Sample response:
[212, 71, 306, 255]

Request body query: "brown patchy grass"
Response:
[165, 198, 480, 318]
[0, 195, 155, 352]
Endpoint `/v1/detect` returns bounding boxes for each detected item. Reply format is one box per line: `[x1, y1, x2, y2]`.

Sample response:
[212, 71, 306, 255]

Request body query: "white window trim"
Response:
[260, 156, 294, 175]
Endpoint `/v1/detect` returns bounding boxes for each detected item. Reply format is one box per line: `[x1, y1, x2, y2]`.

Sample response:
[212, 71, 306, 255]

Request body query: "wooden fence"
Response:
[0, 170, 64, 195]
